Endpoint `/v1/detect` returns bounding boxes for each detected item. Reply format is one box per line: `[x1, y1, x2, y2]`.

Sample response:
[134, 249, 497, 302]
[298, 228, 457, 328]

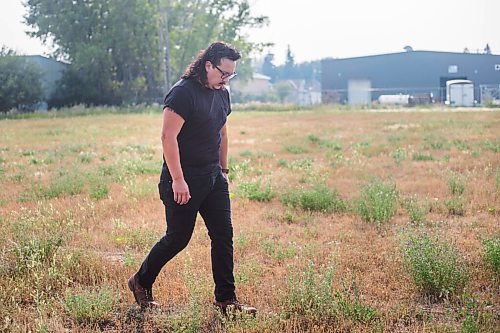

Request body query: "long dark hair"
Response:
[181, 41, 241, 85]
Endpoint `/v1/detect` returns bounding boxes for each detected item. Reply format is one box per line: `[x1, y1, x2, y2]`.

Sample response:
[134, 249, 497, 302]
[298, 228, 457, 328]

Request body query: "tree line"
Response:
[0, 0, 267, 112]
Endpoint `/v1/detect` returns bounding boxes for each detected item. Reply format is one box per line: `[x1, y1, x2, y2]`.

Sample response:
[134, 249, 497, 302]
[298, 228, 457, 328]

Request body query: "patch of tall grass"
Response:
[482, 236, 499, 276]
[401, 232, 469, 300]
[238, 179, 274, 202]
[64, 286, 117, 325]
[356, 179, 398, 225]
[281, 185, 346, 213]
[280, 261, 378, 325]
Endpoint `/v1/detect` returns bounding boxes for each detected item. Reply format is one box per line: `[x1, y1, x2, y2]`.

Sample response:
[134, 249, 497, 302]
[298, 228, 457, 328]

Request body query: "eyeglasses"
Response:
[214, 64, 237, 80]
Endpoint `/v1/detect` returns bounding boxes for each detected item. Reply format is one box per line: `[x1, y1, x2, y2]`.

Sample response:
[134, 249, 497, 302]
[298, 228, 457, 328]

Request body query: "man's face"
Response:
[205, 58, 237, 90]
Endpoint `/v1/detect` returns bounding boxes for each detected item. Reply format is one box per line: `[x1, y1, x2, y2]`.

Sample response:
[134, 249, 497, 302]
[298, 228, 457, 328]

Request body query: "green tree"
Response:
[261, 53, 276, 83]
[25, 0, 165, 105]
[0, 48, 43, 112]
[166, 0, 269, 86]
[25, 0, 269, 106]
[280, 44, 295, 79]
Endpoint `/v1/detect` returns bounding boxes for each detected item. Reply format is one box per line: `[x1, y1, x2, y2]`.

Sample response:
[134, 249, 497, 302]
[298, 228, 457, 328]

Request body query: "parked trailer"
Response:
[446, 80, 474, 106]
[378, 94, 411, 105]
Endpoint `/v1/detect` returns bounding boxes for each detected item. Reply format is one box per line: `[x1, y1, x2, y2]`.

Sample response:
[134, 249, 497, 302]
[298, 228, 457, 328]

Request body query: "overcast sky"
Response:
[1, 0, 499, 64]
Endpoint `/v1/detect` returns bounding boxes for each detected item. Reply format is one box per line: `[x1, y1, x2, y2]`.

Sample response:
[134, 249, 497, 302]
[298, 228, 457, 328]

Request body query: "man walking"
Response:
[128, 41, 256, 315]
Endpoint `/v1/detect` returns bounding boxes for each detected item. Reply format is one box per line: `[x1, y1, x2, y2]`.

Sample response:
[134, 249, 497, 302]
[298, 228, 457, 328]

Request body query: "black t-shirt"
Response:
[161, 78, 231, 179]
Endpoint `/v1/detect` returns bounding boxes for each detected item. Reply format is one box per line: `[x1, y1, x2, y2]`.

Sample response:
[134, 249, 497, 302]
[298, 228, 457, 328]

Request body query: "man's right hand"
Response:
[172, 178, 191, 205]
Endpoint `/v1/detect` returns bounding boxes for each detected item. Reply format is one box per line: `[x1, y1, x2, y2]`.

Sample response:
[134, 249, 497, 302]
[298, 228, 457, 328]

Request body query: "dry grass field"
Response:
[0, 107, 498, 332]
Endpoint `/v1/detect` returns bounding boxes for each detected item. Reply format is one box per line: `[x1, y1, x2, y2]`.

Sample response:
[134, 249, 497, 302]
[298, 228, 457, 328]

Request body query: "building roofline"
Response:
[323, 50, 499, 61]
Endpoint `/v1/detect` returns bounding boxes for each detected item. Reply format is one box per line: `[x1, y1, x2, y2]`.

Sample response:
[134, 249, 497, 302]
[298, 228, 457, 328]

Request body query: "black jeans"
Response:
[137, 171, 236, 302]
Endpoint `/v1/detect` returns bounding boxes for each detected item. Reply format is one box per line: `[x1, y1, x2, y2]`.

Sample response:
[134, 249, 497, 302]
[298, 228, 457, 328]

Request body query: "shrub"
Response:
[483, 236, 500, 275]
[401, 232, 469, 300]
[0, 49, 43, 112]
[64, 286, 116, 325]
[281, 185, 346, 213]
[356, 179, 398, 225]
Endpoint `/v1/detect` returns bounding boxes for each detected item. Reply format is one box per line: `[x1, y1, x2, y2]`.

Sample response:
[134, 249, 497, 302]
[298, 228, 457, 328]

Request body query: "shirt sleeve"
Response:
[163, 86, 193, 121]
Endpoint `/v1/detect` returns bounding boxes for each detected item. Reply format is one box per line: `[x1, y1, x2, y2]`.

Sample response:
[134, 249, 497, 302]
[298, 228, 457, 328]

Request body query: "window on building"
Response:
[448, 65, 458, 74]
[495, 64, 500, 71]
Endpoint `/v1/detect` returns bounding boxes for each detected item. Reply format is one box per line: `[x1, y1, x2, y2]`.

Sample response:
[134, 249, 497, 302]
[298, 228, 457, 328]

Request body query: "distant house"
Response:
[286, 79, 322, 106]
[23, 55, 68, 105]
[231, 73, 271, 96]
[321, 51, 500, 105]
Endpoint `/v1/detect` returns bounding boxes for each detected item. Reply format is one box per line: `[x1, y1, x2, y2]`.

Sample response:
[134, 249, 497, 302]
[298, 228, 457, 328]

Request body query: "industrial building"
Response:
[321, 50, 500, 106]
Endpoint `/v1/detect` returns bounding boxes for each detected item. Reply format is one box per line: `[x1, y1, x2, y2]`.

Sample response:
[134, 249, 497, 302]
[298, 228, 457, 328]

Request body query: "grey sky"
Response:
[1, 0, 499, 64]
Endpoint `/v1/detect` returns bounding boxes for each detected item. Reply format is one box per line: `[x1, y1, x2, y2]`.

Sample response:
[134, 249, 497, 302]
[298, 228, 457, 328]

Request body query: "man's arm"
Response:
[220, 123, 229, 180]
[161, 107, 191, 205]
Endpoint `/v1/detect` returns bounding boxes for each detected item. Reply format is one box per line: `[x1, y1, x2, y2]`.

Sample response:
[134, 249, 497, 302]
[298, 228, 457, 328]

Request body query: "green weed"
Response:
[482, 139, 500, 153]
[238, 180, 274, 202]
[285, 145, 307, 154]
[281, 185, 346, 213]
[35, 172, 86, 199]
[392, 147, 406, 165]
[320, 139, 342, 151]
[89, 181, 109, 200]
[401, 232, 469, 300]
[445, 197, 465, 216]
[287, 157, 314, 171]
[13, 236, 63, 272]
[261, 239, 297, 262]
[228, 157, 250, 181]
[482, 236, 499, 276]
[334, 278, 379, 324]
[111, 223, 157, 251]
[424, 134, 448, 150]
[403, 196, 429, 224]
[307, 134, 320, 144]
[78, 152, 92, 163]
[280, 260, 378, 324]
[64, 286, 116, 325]
[123, 158, 159, 175]
[453, 139, 470, 151]
[356, 179, 398, 225]
[447, 173, 466, 196]
[280, 261, 337, 322]
[124, 178, 155, 199]
[239, 150, 253, 158]
[412, 152, 434, 161]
